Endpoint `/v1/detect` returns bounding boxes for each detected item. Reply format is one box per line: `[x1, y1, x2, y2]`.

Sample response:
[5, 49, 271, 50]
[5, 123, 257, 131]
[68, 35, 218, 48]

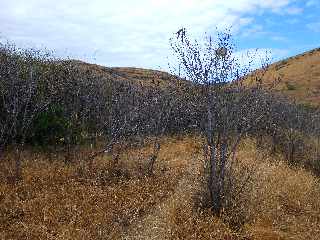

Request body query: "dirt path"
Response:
[121, 155, 201, 240]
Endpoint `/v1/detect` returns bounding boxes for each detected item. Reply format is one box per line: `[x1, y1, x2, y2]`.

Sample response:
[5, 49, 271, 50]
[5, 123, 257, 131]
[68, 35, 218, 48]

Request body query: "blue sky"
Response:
[0, 0, 319, 71]
[238, 0, 320, 58]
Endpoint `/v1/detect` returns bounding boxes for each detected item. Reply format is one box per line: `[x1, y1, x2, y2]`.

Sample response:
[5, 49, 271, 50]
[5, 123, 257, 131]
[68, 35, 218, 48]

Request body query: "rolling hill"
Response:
[71, 47, 320, 105]
[68, 60, 183, 88]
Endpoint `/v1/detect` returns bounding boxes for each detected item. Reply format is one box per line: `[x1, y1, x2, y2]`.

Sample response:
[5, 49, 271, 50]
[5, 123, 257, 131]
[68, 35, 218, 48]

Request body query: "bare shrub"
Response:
[0, 43, 56, 180]
[170, 28, 271, 215]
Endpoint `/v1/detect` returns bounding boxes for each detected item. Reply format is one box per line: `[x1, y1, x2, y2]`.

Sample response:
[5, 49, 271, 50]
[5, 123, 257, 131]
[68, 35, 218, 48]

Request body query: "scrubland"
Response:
[1, 31, 320, 240]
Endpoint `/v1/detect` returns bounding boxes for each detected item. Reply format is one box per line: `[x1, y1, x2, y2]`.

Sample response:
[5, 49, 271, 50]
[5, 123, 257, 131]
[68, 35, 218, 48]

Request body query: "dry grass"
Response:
[124, 141, 237, 240]
[1, 136, 320, 239]
[0, 137, 187, 239]
[246, 48, 320, 105]
[235, 139, 320, 239]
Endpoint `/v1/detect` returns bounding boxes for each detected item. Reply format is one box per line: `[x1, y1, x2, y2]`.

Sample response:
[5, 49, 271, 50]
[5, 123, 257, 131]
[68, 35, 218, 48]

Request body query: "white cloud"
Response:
[286, 7, 303, 15]
[306, 0, 318, 7]
[307, 22, 320, 32]
[241, 25, 266, 38]
[0, 0, 295, 69]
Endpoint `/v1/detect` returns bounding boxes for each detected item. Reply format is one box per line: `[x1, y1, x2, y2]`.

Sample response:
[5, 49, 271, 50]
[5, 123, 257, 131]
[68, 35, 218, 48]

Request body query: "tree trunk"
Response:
[207, 130, 222, 213]
[206, 102, 223, 215]
[64, 143, 72, 164]
[290, 141, 295, 163]
[271, 133, 277, 155]
[286, 138, 295, 164]
[15, 145, 22, 181]
[88, 143, 94, 173]
[208, 143, 222, 214]
[317, 136, 320, 163]
[110, 142, 120, 164]
[0, 144, 4, 161]
[147, 141, 161, 175]
[256, 133, 263, 149]
[219, 140, 227, 204]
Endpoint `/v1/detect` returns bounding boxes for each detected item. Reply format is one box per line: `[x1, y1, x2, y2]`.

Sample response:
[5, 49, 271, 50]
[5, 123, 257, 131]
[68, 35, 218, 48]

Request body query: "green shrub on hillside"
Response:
[285, 82, 297, 91]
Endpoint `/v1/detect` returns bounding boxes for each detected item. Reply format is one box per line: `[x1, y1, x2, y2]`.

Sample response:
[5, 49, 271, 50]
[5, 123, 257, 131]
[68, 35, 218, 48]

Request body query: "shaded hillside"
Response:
[68, 60, 185, 89]
[248, 48, 320, 105]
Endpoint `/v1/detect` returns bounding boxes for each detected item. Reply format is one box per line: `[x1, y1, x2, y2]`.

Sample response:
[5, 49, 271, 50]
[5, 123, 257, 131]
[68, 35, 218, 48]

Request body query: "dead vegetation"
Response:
[1, 136, 320, 239]
[0, 137, 187, 239]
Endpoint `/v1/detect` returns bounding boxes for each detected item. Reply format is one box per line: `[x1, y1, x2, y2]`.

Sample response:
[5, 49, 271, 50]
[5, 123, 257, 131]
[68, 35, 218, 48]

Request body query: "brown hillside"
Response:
[249, 48, 320, 105]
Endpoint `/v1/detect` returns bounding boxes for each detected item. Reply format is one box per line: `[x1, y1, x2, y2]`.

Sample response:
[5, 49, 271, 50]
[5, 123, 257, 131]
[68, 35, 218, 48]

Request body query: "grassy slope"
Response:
[247, 48, 320, 105]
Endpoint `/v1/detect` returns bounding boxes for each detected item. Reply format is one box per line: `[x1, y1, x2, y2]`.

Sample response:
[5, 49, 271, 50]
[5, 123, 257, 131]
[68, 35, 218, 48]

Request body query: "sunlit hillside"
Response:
[247, 48, 320, 105]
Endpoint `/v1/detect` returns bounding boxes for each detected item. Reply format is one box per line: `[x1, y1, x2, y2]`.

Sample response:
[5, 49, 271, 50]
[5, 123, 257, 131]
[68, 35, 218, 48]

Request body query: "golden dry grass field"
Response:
[1, 136, 320, 239]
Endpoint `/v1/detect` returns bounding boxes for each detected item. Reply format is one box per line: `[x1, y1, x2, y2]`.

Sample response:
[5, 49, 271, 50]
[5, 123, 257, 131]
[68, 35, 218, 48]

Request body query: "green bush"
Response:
[28, 105, 69, 145]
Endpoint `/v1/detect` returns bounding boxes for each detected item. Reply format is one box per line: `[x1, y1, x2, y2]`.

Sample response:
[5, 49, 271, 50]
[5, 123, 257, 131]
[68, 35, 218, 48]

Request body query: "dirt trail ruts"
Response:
[122, 155, 201, 240]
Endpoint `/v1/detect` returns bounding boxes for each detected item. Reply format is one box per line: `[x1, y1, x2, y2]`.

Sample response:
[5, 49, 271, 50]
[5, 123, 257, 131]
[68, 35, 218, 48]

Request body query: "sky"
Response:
[0, 0, 319, 71]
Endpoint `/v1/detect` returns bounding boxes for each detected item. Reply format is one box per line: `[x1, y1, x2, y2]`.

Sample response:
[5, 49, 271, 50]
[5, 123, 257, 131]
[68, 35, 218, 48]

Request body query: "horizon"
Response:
[1, 0, 319, 71]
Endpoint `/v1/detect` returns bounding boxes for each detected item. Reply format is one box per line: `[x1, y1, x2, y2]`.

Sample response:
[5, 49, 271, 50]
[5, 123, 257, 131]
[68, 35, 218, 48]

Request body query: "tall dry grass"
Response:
[234, 139, 320, 239]
[0, 138, 186, 239]
[1, 136, 320, 239]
